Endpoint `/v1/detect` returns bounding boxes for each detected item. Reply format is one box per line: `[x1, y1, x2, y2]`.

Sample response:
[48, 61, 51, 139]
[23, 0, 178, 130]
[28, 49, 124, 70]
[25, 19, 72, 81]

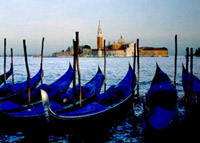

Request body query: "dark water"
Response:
[0, 56, 199, 142]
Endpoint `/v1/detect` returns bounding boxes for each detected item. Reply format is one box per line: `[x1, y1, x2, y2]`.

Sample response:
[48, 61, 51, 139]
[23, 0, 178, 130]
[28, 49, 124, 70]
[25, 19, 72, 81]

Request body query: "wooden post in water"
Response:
[174, 35, 177, 88]
[4, 38, 6, 84]
[73, 39, 77, 106]
[186, 48, 189, 74]
[133, 43, 137, 94]
[23, 40, 31, 107]
[132, 42, 137, 114]
[136, 39, 140, 98]
[40, 37, 45, 84]
[185, 47, 189, 101]
[75, 32, 82, 107]
[104, 39, 106, 92]
[185, 48, 189, 118]
[190, 48, 193, 100]
[11, 48, 14, 84]
[133, 43, 136, 73]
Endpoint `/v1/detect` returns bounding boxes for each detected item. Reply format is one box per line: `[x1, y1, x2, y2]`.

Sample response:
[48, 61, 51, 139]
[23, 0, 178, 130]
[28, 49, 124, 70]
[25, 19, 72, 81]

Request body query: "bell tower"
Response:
[97, 20, 103, 49]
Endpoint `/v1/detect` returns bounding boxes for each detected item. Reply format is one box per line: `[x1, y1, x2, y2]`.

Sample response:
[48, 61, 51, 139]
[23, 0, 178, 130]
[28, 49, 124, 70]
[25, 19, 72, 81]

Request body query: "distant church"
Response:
[97, 21, 103, 50]
[52, 20, 169, 57]
[88, 21, 135, 57]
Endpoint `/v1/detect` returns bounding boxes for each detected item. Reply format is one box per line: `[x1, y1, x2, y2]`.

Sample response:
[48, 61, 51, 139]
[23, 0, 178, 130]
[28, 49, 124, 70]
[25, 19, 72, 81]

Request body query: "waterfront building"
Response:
[52, 21, 169, 57]
[139, 47, 169, 57]
[88, 21, 136, 57]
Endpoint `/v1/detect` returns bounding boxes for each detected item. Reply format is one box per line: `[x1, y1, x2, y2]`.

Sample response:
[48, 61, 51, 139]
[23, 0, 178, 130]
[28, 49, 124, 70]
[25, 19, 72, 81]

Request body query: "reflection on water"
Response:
[0, 56, 199, 142]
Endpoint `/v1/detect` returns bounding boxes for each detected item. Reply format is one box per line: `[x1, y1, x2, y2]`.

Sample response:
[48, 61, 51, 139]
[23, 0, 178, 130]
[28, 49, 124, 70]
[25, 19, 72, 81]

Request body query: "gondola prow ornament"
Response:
[41, 89, 50, 123]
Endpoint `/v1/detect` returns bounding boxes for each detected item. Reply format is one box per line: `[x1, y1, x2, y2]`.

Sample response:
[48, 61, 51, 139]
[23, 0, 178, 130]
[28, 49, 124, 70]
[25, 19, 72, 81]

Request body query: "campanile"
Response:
[97, 20, 103, 49]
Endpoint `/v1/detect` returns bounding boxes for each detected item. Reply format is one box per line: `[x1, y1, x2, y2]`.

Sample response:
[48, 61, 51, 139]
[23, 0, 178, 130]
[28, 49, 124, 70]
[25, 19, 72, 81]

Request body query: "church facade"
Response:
[52, 21, 169, 57]
[88, 21, 136, 57]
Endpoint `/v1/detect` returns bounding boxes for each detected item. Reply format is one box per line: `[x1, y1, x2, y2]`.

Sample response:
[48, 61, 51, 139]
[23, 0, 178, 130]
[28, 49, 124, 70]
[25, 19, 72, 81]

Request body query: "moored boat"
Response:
[1, 66, 104, 126]
[44, 64, 136, 128]
[0, 66, 13, 85]
[0, 68, 43, 102]
[143, 64, 178, 132]
[182, 64, 200, 102]
[182, 64, 200, 119]
[0, 63, 73, 113]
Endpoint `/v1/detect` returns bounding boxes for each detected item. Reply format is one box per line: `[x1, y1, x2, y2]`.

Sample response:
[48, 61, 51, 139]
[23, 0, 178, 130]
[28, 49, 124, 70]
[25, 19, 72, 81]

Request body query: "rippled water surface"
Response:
[0, 56, 199, 142]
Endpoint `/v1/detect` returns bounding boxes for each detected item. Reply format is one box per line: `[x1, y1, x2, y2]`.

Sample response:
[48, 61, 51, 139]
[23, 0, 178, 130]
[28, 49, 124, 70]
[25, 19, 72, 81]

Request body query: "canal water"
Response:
[0, 56, 199, 142]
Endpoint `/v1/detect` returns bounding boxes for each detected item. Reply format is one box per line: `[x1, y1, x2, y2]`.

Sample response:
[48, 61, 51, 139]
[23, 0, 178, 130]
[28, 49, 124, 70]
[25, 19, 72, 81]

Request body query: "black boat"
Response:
[182, 64, 200, 119]
[43, 65, 136, 127]
[2, 67, 104, 122]
[0, 63, 73, 113]
[143, 64, 178, 131]
[0, 66, 13, 85]
[182, 64, 200, 143]
[182, 64, 200, 102]
[0, 68, 43, 102]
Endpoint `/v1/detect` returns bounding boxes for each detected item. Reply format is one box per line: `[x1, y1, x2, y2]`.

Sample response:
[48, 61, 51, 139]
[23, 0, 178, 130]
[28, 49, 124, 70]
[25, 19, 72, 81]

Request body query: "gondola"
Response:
[182, 64, 200, 118]
[2, 66, 104, 122]
[0, 63, 73, 113]
[43, 65, 135, 127]
[182, 64, 200, 101]
[143, 64, 178, 131]
[0, 68, 43, 102]
[54, 66, 105, 112]
[182, 65, 200, 143]
[0, 66, 13, 85]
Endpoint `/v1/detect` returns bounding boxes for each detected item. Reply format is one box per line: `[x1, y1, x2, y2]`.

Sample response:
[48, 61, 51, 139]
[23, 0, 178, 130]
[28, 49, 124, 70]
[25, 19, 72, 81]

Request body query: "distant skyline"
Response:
[0, 0, 200, 56]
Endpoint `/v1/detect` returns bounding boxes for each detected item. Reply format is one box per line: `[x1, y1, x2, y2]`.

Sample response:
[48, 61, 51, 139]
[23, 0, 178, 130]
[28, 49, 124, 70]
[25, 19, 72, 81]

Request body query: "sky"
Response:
[0, 0, 200, 56]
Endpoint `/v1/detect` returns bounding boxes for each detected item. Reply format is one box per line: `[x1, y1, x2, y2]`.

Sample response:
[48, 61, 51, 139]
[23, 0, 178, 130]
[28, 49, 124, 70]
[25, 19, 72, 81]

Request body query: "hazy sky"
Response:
[0, 0, 200, 56]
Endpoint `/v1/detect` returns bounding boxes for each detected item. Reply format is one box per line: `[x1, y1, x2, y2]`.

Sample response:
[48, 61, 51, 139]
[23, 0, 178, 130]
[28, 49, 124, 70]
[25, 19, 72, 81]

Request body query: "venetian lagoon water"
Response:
[0, 56, 199, 142]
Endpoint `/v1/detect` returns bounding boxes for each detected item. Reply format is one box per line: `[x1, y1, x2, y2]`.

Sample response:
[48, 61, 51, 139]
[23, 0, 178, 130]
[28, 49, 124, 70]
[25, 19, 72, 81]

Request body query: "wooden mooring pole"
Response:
[104, 39, 106, 92]
[72, 32, 82, 107]
[75, 32, 82, 107]
[190, 48, 193, 100]
[11, 48, 14, 84]
[132, 42, 137, 114]
[185, 47, 189, 100]
[136, 39, 140, 97]
[23, 40, 31, 107]
[40, 37, 45, 84]
[186, 48, 189, 75]
[174, 35, 177, 88]
[4, 38, 6, 84]
[185, 48, 189, 118]
[133, 43, 136, 73]
[73, 38, 77, 106]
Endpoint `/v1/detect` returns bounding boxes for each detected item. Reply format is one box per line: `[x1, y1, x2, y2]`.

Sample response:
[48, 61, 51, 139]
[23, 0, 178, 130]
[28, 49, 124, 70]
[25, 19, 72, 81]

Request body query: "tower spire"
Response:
[97, 20, 102, 37]
[97, 20, 103, 50]
[98, 20, 101, 30]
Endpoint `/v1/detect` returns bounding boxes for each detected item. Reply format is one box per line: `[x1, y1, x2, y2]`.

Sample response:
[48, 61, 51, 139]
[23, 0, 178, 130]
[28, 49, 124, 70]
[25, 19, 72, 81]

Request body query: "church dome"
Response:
[118, 35, 125, 44]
